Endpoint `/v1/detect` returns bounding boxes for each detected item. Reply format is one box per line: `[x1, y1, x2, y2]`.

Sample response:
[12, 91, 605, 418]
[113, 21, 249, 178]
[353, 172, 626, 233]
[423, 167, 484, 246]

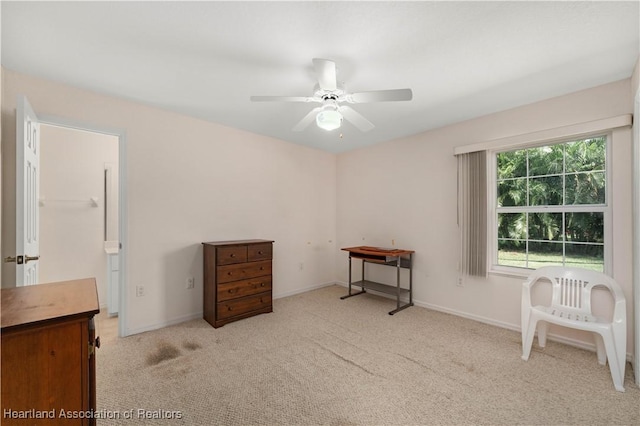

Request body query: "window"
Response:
[493, 136, 608, 273]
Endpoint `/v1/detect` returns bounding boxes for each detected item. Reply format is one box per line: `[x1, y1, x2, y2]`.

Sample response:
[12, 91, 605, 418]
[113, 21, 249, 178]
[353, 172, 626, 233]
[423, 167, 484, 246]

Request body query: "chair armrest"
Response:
[522, 276, 536, 290]
[608, 282, 626, 303]
[522, 273, 548, 296]
[522, 277, 534, 295]
[612, 294, 627, 324]
[598, 276, 627, 324]
[521, 277, 536, 333]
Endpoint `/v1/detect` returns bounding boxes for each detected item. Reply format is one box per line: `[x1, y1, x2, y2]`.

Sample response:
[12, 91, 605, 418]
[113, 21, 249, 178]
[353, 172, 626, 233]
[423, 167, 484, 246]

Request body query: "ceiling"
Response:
[2, 1, 639, 153]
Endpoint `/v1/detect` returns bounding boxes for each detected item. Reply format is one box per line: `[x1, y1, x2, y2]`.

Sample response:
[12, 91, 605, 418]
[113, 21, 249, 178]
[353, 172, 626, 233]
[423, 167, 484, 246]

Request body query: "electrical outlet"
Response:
[456, 277, 464, 287]
[186, 277, 195, 289]
[136, 285, 145, 297]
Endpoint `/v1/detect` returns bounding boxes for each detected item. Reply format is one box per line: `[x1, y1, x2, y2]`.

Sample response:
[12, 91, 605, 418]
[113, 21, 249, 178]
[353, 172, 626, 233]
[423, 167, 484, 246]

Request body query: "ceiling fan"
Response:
[250, 58, 413, 132]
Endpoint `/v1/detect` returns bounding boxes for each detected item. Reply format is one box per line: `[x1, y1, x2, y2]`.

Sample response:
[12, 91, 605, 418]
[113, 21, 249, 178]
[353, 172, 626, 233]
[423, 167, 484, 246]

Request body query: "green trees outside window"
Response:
[496, 137, 606, 271]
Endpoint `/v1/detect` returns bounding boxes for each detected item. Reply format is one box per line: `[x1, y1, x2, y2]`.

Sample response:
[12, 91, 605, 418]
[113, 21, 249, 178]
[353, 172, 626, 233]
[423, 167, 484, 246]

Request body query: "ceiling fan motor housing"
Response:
[313, 83, 345, 102]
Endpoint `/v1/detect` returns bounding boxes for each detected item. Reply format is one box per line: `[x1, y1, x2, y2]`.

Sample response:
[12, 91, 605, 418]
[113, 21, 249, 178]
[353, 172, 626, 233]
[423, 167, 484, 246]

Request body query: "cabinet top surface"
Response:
[1, 278, 100, 330]
[203, 239, 274, 246]
[341, 246, 415, 256]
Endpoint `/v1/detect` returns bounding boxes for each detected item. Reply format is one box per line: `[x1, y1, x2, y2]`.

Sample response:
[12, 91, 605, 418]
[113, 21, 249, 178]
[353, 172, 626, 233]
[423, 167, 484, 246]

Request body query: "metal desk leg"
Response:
[396, 255, 401, 310]
[409, 253, 413, 305]
[348, 256, 351, 294]
[341, 255, 365, 300]
[388, 254, 414, 315]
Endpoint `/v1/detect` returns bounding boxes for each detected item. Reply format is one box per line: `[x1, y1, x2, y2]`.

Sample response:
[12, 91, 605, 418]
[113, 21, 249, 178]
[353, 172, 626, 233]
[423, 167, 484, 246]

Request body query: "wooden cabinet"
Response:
[203, 239, 274, 328]
[1, 278, 100, 425]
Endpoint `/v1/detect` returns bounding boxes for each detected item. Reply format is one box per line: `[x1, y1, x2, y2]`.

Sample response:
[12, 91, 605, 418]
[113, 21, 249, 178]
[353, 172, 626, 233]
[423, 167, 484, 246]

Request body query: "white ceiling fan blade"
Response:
[312, 58, 337, 91]
[250, 95, 316, 102]
[347, 88, 413, 103]
[292, 107, 322, 132]
[339, 106, 375, 132]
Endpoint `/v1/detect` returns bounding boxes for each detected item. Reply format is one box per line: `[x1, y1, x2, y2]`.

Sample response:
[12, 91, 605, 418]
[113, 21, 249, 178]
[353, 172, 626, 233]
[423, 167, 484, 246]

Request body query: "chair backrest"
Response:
[527, 266, 622, 316]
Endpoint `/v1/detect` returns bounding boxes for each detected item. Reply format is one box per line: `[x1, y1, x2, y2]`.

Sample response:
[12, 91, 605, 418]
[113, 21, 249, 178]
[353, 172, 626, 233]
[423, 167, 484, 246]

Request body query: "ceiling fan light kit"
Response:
[316, 108, 343, 131]
[251, 58, 413, 133]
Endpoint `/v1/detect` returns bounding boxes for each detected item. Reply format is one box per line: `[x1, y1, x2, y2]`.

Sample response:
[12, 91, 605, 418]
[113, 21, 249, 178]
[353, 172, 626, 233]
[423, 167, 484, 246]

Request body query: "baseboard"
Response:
[335, 281, 634, 362]
[273, 281, 336, 299]
[125, 311, 203, 337]
[99, 304, 118, 319]
[123, 283, 634, 364]
[123, 282, 336, 336]
[415, 299, 521, 331]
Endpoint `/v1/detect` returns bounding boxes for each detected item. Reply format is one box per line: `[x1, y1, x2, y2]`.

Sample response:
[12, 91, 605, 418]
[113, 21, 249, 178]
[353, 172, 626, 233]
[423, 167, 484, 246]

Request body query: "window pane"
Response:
[528, 175, 563, 206]
[565, 243, 604, 272]
[528, 145, 563, 177]
[528, 241, 563, 269]
[498, 240, 526, 268]
[498, 213, 526, 240]
[494, 136, 607, 273]
[565, 212, 604, 243]
[497, 178, 526, 207]
[528, 213, 563, 241]
[565, 172, 605, 205]
[566, 137, 606, 173]
[497, 150, 526, 179]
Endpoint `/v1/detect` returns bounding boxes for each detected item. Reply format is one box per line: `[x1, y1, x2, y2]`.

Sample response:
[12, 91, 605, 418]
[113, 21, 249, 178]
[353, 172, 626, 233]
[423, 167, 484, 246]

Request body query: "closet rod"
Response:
[39, 197, 99, 207]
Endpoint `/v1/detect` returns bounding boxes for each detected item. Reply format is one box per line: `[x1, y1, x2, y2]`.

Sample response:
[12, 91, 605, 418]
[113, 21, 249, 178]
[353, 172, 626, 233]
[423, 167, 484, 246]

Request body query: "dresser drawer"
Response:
[216, 291, 272, 320]
[216, 260, 272, 284]
[217, 277, 272, 302]
[247, 243, 272, 262]
[217, 246, 247, 265]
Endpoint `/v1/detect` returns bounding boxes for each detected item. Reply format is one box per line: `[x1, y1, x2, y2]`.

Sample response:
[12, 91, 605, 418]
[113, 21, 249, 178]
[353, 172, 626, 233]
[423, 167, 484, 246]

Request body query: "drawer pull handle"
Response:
[260, 267, 264, 270]
[228, 306, 232, 311]
[228, 272, 233, 276]
[261, 282, 265, 287]
[258, 251, 263, 255]
[230, 253, 235, 258]
[228, 289, 234, 294]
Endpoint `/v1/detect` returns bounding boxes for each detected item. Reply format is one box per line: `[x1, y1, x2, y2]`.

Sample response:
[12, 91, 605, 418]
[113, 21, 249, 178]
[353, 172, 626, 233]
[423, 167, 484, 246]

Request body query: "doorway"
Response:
[38, 120, 126, 339]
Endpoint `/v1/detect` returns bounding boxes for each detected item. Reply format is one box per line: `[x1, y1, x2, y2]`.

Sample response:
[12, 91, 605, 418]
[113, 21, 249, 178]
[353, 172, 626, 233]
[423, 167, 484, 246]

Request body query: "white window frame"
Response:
[488, 132, 612, 277]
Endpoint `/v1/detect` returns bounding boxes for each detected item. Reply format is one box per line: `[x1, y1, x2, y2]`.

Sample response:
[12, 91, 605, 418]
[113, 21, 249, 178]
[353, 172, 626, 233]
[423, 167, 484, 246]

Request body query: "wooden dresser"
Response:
[1, 278, 100, 425]
[202, 239, 273, 328]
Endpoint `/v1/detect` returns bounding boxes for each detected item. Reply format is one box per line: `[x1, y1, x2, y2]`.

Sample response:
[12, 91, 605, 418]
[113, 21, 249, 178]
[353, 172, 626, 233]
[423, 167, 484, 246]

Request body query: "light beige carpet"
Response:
[97, 285, 639, 425]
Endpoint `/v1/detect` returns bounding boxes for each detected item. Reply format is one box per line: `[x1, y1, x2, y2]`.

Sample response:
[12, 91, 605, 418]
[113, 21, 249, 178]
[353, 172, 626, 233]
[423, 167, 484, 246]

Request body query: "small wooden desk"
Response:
[340, 246, 414, 315]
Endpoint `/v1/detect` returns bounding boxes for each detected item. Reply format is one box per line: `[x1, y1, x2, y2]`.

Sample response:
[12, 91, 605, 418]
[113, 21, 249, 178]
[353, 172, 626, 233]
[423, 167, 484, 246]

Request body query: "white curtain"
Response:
[457, 150, 487, 277]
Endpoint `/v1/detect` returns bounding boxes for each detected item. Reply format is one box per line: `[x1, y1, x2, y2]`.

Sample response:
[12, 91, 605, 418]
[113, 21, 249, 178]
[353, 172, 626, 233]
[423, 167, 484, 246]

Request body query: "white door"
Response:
[16, 95, 40, 285]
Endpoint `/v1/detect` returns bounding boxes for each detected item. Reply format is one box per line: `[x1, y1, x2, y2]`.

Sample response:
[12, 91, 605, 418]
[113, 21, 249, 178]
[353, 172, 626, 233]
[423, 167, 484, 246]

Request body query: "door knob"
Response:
[24, 255, 40, 263]
[3, 256, 16, 263]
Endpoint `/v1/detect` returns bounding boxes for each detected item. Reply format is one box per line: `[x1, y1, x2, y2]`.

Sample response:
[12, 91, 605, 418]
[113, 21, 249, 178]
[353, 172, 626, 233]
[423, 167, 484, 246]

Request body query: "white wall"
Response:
[1, 67, 634, 353]
[337, 79, 635, 355]
[39, 124, 118, 307]
[1, 68, 337, 335]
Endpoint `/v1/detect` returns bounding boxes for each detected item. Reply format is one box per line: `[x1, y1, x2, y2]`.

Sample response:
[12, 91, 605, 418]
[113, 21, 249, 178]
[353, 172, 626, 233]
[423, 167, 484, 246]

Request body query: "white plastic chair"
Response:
[521, 266, 627, 392]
